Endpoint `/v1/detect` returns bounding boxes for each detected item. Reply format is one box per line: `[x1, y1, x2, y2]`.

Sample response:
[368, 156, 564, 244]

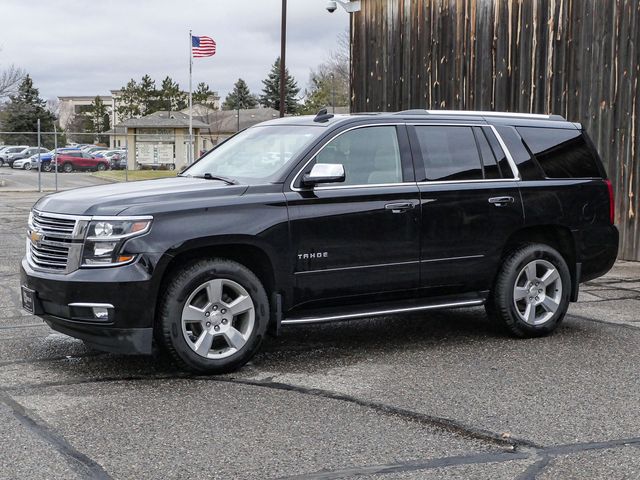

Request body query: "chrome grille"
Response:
[27, 211, 80, 273]
[31, 211, 76, 238]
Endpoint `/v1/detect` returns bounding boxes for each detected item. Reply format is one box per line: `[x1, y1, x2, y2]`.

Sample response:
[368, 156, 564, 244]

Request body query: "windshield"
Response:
[183, 125, 323, 182]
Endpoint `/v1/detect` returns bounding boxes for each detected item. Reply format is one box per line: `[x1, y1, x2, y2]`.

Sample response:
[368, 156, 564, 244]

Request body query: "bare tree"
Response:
[327, 29, 349, 87]
[0, 64, 25, 100]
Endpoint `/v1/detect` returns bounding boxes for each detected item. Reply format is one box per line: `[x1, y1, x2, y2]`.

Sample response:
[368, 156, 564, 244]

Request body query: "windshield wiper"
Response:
[196, 173, 238, 185]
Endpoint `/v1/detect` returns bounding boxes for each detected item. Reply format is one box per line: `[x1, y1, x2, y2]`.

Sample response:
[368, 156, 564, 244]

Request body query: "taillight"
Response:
[605, 179, 615, 224]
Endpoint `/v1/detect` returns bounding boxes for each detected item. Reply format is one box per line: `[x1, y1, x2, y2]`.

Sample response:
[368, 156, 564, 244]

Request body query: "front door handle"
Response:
[385, 202, 415, 213]
[488, 196, 515, 207]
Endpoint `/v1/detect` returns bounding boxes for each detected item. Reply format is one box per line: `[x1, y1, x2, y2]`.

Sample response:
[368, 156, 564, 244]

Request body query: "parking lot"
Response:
[1, 190, 639, 479]
[0, 166, 110, 191]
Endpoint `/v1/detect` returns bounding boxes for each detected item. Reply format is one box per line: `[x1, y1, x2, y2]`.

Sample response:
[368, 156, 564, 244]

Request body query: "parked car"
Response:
[52, 151, 110, 172]
[20, 110, 618, 374]
[28, 148, 81, 172]
[8, 147, 48, 168]
[13, 153, 46, 170]
[0, 145, 29, 166]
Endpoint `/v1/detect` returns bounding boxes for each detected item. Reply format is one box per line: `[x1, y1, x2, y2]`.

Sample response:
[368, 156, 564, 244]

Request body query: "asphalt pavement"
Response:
[1, 190, 639, 479]
[0, 165, 109, 191]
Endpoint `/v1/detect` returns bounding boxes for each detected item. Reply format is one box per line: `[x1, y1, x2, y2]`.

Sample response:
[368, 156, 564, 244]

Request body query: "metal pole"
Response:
[331, 73, 336, 114]
[124, 127, 129, 182]
[237, 105, 240, 132]
[53, 124, 58, 192]
[37, 119, 42, 193]
[188, 29, 193, 164]
[279, 0, 287, 118]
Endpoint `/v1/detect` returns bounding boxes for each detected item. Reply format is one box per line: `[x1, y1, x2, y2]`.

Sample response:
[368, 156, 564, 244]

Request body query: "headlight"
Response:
[81, 217, 152, 267]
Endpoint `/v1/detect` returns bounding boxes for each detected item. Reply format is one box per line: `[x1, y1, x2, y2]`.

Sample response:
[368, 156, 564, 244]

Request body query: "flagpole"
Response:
[188, 29, 193, 164]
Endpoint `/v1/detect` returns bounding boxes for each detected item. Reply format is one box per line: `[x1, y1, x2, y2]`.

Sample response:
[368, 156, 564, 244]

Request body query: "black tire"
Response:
[486, 243, 571, 338]
[42, 162, 52, 172]
[159, 258, 269, 374]
[24, 162, 32, 170]
[0, 159, 3, 167]
[96, 162, 106, 171]
[62, 162, 73, 173]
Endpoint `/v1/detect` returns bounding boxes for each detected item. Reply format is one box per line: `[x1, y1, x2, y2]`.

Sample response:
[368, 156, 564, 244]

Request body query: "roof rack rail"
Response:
[392, 109, 565, 121]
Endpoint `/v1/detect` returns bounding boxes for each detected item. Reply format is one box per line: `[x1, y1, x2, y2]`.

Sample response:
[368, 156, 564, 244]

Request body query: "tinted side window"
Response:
[414, 126, 483, 181]
[473, 127, 501, 179]
[315, 126, 402, 185]
[494, 125, 543, 180]
[517, 127, 602, 178]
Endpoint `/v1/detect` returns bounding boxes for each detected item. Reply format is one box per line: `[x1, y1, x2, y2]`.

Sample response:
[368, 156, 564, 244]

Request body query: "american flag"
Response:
[192, 35, 216, 58]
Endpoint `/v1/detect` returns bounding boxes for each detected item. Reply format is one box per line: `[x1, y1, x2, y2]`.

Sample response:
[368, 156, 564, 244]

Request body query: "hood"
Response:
[34, 177, 249, 216]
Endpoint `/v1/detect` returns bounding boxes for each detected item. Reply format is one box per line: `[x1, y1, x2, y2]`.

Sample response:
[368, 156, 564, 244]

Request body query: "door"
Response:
[408, 124, 524, 293]
[286, 124, 421, 308]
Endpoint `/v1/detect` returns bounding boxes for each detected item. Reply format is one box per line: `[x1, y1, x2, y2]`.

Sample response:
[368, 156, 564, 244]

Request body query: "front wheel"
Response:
[24, 162, 32, 170]
[486, 243, 571, 337]
[42, 162, 52, 172]
[96, 162, 106, 171]
[159, 259, 269, 374]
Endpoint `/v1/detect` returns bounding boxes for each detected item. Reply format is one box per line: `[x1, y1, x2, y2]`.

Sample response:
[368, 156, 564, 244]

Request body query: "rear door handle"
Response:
[385, 202, 415, 213]
[488, 196, 515, 207]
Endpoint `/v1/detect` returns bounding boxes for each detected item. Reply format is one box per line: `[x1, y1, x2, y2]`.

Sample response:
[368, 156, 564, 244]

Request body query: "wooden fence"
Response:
[351, 0, 640, 260]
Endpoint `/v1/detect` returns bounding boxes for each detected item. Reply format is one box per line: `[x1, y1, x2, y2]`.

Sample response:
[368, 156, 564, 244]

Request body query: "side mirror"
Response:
[302, 163, 345, 186]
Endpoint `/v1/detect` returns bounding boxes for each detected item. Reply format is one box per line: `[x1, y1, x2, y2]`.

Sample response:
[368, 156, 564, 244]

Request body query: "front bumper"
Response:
[20, 255, 164, 354]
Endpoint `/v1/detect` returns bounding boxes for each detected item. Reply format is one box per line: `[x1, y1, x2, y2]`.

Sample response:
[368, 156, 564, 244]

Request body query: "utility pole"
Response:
[279, 0, 287, 118]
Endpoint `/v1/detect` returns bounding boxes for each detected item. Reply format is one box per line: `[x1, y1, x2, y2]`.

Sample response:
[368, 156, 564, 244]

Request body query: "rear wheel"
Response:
[159, 259, 269, 374]
[486, 243, 571, 337]
[62, 162, 73, 173]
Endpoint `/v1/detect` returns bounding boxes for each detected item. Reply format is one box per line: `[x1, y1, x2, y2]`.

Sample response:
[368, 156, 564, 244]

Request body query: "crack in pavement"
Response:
[275, 436, 640, 480]
[2, 365, 640, 479]
[0, 391, 113, 480]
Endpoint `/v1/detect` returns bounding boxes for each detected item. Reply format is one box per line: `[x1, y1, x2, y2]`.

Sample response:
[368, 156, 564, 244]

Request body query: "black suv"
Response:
[20, 110, 618, 373]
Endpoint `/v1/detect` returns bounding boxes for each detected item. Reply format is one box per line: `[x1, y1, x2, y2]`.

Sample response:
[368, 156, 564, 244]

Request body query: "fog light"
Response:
[92, 307, 109, 320]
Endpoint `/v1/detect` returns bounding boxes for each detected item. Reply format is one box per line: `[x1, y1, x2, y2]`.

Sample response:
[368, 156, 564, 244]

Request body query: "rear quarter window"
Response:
[517, 127, 602, 178]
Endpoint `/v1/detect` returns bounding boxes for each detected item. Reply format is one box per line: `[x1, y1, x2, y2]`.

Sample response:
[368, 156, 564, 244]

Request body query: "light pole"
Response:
[279, 0, 287, 118]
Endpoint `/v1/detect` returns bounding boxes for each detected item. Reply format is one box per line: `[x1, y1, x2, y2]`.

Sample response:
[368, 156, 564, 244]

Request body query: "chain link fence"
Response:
[0, 128, 224, 191]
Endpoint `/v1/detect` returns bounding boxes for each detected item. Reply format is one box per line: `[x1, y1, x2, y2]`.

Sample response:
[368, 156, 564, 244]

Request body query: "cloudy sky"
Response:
[0, 0, 349, 102]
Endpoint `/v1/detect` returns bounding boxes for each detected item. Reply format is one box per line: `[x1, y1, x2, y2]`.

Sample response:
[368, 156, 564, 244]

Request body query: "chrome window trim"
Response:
[408, 123, 521, 182]
[289, 122, 522, 192]
[289, 123, 412, 192]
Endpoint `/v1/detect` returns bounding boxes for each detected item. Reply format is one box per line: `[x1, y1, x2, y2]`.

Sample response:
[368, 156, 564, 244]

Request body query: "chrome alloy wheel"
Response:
[513, 259, 563, 325]
[181, 278, 255, 359]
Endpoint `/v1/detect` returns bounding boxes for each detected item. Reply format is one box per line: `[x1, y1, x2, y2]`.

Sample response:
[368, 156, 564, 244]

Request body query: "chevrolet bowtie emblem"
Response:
[29, 230, 44, 245]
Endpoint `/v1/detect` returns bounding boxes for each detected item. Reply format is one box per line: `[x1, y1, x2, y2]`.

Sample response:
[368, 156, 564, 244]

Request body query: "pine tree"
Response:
[1, 75, 56, 147]
[116, 79, 142, 120]
[139, 74, 158, 114]
[192, 82, 214, 105]
[260, 57, 300, 114]
[86, 96, 110, 144]
[222, 78, 258, 110]
[160, 76, 187, 113]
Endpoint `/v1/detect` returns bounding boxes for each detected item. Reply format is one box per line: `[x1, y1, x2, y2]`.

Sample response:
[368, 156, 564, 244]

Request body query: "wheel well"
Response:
[157, 244, 276, 316]
[502, 225, 576, 265]
[501, 225, 578, 295]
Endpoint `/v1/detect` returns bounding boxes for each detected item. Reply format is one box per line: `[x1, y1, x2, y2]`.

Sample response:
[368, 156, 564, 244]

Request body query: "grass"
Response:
[92, 170, 178, 182]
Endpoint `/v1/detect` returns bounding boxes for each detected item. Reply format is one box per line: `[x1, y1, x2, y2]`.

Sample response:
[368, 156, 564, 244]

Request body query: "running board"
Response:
[281, 297, 485, 326]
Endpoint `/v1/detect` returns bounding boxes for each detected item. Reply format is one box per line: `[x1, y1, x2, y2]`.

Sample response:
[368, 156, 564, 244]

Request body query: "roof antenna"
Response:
[314, 107, 334, 123]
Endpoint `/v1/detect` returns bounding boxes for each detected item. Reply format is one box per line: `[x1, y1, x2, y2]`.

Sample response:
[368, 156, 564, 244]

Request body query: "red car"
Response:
[52, 151, 110, 172]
